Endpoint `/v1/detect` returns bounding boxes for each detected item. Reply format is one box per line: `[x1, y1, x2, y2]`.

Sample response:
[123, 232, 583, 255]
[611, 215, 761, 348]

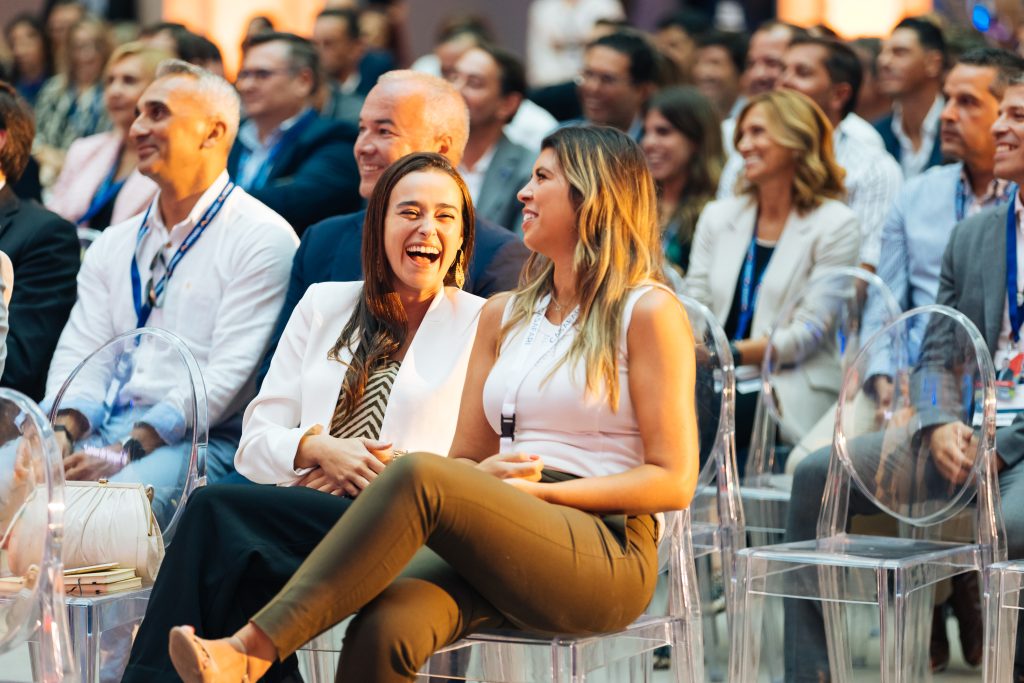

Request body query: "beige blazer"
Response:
[684, 195, 861, 438]
[235, 282, 485, 484]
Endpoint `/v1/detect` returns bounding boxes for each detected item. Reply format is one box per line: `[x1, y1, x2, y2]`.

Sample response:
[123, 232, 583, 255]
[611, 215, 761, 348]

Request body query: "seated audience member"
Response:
[44, 0, 86, 74]
[165, 123, 698, 683]
[693, 30, 748, 122]
[256, 70, 530, 385]
[569, 31, 660, 140]
[123, 152, 485, 682]
[0, 82, 79, 401]
[857, 47, 1023, 671]
[785, 70, 1024, 683]
[850, 37, 892, 124]
[314, 8, 366, 126]
[683, 89, 860, 468]
[642, 86, 723, 275]
[46, 42, 169, 228]
[33, 16, 113, 188]
[229, 32, 359, 236]
[874, 17, 948, 177]
[654, 9, 709, 84]
[451, 44, 535, 232]
[5, 14, 52, 106]
[140, 22, 225, 76]
[45, 60, 298, 502]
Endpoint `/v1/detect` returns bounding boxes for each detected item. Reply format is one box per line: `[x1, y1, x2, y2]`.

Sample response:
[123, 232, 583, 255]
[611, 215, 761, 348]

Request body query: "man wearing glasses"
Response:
[229, 32, 360, 235]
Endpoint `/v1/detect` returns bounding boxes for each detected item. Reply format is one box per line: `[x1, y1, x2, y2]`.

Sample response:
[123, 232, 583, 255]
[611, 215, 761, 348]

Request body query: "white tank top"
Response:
[482, 286, 657, 478]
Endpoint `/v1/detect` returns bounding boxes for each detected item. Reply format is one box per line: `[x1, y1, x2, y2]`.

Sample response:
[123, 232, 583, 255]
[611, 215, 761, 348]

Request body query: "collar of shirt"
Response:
[458, 142, 499, 202]
[891, 95, 943, 174]
[962, 166, 1014, 216]
[143, 170, 232, 250]
[238, 106, 313, 154]
[338, 73, 361, 96]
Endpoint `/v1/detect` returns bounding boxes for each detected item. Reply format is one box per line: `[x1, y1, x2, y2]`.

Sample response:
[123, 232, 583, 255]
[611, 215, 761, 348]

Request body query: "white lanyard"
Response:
[499, 294, 579, 453]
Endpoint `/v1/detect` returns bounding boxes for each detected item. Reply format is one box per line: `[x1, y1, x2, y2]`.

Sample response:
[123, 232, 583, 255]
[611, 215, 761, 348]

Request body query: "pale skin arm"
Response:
[451, 289, 700, 515]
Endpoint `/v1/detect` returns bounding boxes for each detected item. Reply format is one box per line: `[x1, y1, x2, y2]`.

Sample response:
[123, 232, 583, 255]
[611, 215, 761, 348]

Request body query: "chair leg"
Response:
[984, 568, 1020, 683]
[727, 556, 763, 682]
[820, 565, 852, 683]
[877, 573, 932, 683]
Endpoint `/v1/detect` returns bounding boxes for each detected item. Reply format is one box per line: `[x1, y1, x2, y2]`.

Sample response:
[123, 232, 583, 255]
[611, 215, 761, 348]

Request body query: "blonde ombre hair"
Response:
[502, 126, 665, 409]
[733, 90, 845, 212]
[105, 42, 173, 81]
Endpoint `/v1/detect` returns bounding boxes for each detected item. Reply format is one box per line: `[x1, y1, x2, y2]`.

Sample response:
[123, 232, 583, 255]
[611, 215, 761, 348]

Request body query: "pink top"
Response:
[46, 131, 158, 228]
[482, 286, 656, 478]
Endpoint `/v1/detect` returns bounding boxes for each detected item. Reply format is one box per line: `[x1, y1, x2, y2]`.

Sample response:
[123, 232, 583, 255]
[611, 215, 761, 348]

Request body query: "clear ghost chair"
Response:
[984, 560, 1024, 682]
[47, 328, 209, 683]
[0, 389, 76, 682]
[298, 294, 710, 683]
[730, 304, 1004, 683]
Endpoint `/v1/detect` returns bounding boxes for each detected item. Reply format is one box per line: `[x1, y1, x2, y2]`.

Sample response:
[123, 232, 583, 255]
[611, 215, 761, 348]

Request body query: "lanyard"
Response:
[499, 294, 580, 453]
[1008, 202, 1024, 343]
[236, 108, 317, 192]
[955, 174, 969, 223]
[130, 180, 235, 328]
[734, 224, 769, 342]
[78, 162, 125, 226]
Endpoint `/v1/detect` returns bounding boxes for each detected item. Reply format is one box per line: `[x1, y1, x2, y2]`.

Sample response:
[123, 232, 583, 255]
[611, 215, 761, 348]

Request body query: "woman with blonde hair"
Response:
[165, 125, 700, 683]
[46, 42, 171, 228]
[683, 89, 860, 466]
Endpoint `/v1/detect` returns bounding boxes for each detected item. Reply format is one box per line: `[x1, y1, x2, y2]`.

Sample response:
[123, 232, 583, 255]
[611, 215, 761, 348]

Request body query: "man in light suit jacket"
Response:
[452, 44, 536, 233]
[229, 32, 361, 236]
[784, 76, 1024, 681]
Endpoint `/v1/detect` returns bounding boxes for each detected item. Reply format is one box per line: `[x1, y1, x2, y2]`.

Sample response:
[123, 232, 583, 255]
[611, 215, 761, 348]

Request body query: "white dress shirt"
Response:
[458, 143, 498, 203]
[891, 95, 944, 178]
[46, 171, 299, 443]
[996, 192, 1024, 370]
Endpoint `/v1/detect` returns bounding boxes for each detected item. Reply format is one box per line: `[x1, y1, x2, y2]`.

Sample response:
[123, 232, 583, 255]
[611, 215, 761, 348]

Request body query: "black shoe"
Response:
[931, 604, 950, 673]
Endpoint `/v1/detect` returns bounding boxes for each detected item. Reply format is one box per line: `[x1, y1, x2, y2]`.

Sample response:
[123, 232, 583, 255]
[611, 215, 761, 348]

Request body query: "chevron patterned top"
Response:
[329, 360, 402, 440]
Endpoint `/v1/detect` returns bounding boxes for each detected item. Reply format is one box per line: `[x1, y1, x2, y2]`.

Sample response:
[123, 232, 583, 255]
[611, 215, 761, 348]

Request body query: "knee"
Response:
[379, 452, 450, 493]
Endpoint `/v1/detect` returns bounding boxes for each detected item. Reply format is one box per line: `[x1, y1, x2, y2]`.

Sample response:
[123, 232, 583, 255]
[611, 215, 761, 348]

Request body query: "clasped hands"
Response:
[57, 421, 165, 481]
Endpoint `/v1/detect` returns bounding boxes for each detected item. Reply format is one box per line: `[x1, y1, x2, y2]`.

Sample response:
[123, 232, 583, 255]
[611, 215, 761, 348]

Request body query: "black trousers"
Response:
[121, 484, 353, 683]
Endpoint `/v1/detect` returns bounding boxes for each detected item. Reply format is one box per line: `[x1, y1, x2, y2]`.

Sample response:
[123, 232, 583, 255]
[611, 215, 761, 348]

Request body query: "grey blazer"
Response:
[936, 203, 1024, 467]
[476, 134, 535, 233]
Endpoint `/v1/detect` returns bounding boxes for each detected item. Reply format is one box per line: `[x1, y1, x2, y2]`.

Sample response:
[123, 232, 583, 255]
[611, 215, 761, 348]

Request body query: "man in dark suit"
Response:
[873, 17, 947, 178]
[229, 32, 360, 235]
[257, 70, 530, 385]
[783, 75, 1024, 681]
[452, 44, 536, 233]
[0, 82, 79, 401]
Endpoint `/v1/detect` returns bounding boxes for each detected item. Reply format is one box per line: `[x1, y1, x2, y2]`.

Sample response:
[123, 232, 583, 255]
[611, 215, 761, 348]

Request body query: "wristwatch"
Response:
[729, 342, 743, 366]
[52, 424, 74, 442]
[122, 438, 147, 463]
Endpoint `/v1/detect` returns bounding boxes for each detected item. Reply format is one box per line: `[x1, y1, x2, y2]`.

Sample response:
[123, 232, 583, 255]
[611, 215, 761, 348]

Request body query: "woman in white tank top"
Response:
[167, 127, 701, 683]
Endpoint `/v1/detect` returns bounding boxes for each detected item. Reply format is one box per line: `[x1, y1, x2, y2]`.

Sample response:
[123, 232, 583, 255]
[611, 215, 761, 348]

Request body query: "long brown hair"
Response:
[329, 152, 475, 419]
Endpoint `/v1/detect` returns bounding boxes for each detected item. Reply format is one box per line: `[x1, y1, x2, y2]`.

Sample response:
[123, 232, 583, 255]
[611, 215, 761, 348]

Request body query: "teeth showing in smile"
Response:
[406, 245, 441, 263]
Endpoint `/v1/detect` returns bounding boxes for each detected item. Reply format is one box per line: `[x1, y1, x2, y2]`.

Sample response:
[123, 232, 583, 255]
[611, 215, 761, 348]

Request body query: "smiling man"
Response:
[227, 32, 360, 235]
[46, 59, 298, 501]
[255, 69, 529, 385]
[573, 31, 659, 139]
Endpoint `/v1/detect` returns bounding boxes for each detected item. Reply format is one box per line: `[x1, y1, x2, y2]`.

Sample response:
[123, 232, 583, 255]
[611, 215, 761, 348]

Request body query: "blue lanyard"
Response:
[955, 175, 968, 222]
[78, 161, 125, 226]
[130, 180, 235, 328]
[236, 108, 317, 192]
[1008, 200, 1024, 343]
[734, 226, 767, 341]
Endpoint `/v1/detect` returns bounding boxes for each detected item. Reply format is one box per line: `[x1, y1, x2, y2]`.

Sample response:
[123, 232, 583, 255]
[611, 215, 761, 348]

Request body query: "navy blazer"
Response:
[227, 116, 361, 236]
[256, 209, 529, 385]
[0, 186, 79, 400]
[873, 114, 945, 174]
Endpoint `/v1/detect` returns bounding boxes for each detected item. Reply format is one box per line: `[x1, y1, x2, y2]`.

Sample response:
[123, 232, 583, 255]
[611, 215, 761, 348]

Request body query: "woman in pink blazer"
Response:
[46, 42, 171, 228]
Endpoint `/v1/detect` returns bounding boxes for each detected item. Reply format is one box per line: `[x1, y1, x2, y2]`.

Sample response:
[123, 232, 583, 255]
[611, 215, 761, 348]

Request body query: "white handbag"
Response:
[61, 480, 165, 584]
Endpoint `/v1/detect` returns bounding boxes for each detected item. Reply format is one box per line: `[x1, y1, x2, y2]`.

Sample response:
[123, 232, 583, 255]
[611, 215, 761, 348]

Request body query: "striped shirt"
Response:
[330, 360, 401, 440]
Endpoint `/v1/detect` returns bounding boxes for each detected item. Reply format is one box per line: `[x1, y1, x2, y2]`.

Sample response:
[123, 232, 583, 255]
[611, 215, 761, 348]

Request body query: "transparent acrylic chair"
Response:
[0, 389, 77, 682]
[676, 295, 743, 681]
[984, 559, 1024, 681]
[729, 304, 1004, 683]
[47, 328, 209, 683]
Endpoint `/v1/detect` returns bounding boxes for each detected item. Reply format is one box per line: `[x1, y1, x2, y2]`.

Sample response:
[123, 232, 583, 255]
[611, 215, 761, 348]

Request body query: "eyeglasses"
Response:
[575, 70, 631, 88]
[236, 67, 294, 83]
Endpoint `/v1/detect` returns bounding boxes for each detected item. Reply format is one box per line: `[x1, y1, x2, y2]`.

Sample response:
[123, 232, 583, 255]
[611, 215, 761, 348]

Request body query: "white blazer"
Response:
[684, 195, 861, 439]
[235, 282, 485, 484]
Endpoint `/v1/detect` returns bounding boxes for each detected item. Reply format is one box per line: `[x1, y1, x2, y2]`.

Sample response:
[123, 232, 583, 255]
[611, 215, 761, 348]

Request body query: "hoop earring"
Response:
[453, 249, 465, 289]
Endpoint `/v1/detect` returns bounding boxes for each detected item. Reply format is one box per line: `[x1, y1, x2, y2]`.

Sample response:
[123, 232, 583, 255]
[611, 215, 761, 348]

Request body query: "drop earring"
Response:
[454, 249, 465, 289]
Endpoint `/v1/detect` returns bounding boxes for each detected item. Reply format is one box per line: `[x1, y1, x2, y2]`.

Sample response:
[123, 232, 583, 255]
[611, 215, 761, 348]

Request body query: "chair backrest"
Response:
[747, 267, 902, 480]
[676, 294, 744, 552]
[0, 389, 76, 681]
[48, 327, 209, 548]
[818, 304, 1004, 563]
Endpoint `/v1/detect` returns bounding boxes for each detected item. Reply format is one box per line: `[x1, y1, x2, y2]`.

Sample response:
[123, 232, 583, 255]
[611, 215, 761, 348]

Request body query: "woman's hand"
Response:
[298, 434, 392, 497]
[476, 453, 544, 481]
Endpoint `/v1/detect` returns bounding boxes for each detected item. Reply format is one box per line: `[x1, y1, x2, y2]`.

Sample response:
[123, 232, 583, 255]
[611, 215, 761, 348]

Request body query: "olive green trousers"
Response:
[251, 452, 659, 682]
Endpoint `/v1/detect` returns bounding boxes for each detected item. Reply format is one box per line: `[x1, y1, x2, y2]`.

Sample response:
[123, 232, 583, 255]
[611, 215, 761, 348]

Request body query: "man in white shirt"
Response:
[451, 44, 536, 233]
[874, 17, 947, 177]
[47, 60, 298, 511]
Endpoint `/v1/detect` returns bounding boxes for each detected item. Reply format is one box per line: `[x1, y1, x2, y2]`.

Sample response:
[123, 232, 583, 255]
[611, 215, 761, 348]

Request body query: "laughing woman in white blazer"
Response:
[122, 152, 487, 683]
[684, 90, 860, 467]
